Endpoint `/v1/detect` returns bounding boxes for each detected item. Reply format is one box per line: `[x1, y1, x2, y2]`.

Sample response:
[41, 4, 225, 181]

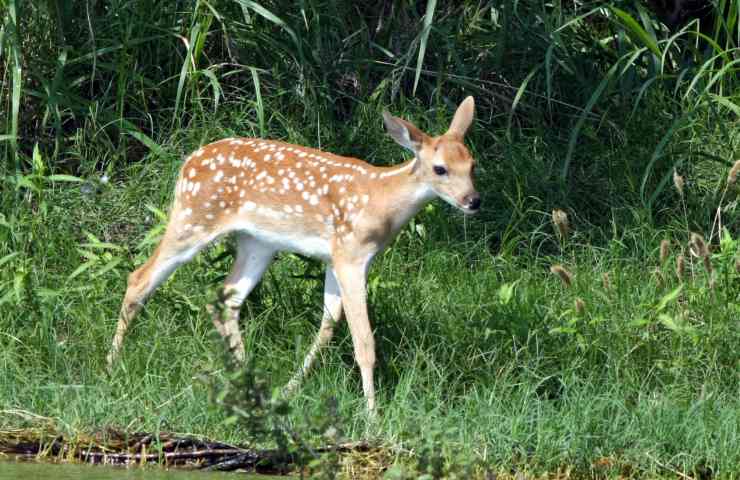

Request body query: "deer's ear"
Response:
[446, 96, 475, 139]
[383, 111, 427, 153]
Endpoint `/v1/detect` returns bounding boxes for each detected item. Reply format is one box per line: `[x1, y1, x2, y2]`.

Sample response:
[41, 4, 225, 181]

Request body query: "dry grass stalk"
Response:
[676, 254, 685, 283]
[673, 169, 685, 197]
[689, 233, 715, 284]
[653, 267, 664, 289]
[551, 209, 569, 242]
[659, 239, 670, 266]
[601, 272, 611, 290]
[702, 255, 714, 277]
[689, 232, 709, 258]
[574, 297, 586, 315]
[728, 159, 740, 186]
[550, 264, 573, 288]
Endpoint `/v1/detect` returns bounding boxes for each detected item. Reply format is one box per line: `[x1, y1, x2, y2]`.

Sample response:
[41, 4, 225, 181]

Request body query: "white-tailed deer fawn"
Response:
[108, 97, 480, 412]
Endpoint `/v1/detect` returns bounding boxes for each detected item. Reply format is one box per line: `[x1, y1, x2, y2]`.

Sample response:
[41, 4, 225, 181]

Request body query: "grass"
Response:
[1, 115, 738, 476]
[2, 1, 740, 478]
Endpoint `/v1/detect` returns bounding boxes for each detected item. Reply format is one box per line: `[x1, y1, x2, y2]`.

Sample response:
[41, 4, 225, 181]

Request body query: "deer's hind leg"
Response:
[107, 225, 214, 367]
[212, 233, 275, 362]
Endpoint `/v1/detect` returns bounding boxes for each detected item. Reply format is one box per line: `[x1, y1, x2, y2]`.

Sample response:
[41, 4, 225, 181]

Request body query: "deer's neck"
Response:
[369, 158, 435, 234]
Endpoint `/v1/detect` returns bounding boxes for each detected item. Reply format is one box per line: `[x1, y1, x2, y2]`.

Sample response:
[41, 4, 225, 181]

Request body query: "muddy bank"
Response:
[0, 427, 374, 474]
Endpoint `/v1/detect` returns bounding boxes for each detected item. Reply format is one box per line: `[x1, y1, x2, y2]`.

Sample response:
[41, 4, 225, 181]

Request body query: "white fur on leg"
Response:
[213, 234, 275, 362]
[284, 268, 343, 394]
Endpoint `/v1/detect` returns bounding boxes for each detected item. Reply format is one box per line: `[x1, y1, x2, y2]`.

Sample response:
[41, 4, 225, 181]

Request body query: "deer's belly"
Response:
[229, 220, 332, 261]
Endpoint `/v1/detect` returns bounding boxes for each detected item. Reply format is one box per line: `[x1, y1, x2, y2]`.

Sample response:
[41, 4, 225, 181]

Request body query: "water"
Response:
[0, 460, 268, 479]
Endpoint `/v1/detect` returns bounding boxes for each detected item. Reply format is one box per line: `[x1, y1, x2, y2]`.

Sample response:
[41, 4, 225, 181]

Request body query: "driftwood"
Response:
[0, 427, 372, 474]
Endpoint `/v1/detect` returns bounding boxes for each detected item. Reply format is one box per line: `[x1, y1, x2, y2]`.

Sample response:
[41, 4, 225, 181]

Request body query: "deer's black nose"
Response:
[465, 193, 481, 211]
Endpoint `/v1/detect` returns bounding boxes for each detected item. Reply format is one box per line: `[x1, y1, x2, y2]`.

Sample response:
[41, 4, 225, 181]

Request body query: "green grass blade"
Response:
[6, 0, 22, 174]
[202, 68, 222, 112]
[561, 48, 645, 182]
[609, 6, 661, 58]
[507, 64, 540, 141]
[696, 56, 740, 104]
[640, 112, 690, 209]
[249, 67, 264, 138]
[237, 0, 303, 62]
[123, 126, 164, 157]
[0, 252, 20, 268]
[706, 94, 740, 117]
[544, 44, 555, 115]
[46, 175, 83, 183]
[553, 6, 602, 34]
[561, 62, 617, 182]
[684, 50, 740, 100]
[413, 0, 437, 97]
[629, 76, 659, 121]
[173, 22, 200, 126]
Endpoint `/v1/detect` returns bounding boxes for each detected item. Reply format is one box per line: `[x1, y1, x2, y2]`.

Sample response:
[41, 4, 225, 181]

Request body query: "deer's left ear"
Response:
[383, 111, 428, 153]
[446, 96, 475, 139]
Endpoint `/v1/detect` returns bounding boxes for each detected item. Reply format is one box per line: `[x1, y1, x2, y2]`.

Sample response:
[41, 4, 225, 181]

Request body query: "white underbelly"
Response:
[229, 221, 332, 261]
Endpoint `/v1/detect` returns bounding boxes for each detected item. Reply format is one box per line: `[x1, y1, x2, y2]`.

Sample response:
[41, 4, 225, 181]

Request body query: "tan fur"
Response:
[107, 97, 480, 413]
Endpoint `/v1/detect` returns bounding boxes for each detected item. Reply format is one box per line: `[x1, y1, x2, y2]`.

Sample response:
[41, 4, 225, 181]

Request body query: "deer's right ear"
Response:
[382, 111, 427, 153]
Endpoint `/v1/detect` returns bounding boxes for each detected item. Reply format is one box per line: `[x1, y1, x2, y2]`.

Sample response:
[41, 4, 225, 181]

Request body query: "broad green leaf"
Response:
[720, 228, 736, 253]
[77, 249, 100, 261]
[497, 282, 516, 305]
[145, 205, 169, 222]
[628, 317, 649, 327]
[80, 241, 123, 251]
[12, 271, 24, 303]
[658, 313, 680, 331]
[92, 258, 123, 277]
[32, 144, 45, 175]
[549, 327, 577, 335]
[68, 262, 93, 280]
[47, 174, 83, 183]
[656, 285, 683, 312]
[137, 224, 166, 250]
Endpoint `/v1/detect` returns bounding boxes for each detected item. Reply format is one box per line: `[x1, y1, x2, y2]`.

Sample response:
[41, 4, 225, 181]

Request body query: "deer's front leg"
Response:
[334, 258, 376, 413]
[284, 268, 343, 394]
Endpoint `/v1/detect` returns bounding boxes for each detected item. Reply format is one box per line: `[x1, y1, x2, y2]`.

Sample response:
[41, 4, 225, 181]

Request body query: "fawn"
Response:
[107, 97, 480, 412]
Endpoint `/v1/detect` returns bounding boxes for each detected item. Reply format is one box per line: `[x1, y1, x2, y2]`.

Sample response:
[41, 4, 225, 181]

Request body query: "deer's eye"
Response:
[433, 165, 447, 176]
